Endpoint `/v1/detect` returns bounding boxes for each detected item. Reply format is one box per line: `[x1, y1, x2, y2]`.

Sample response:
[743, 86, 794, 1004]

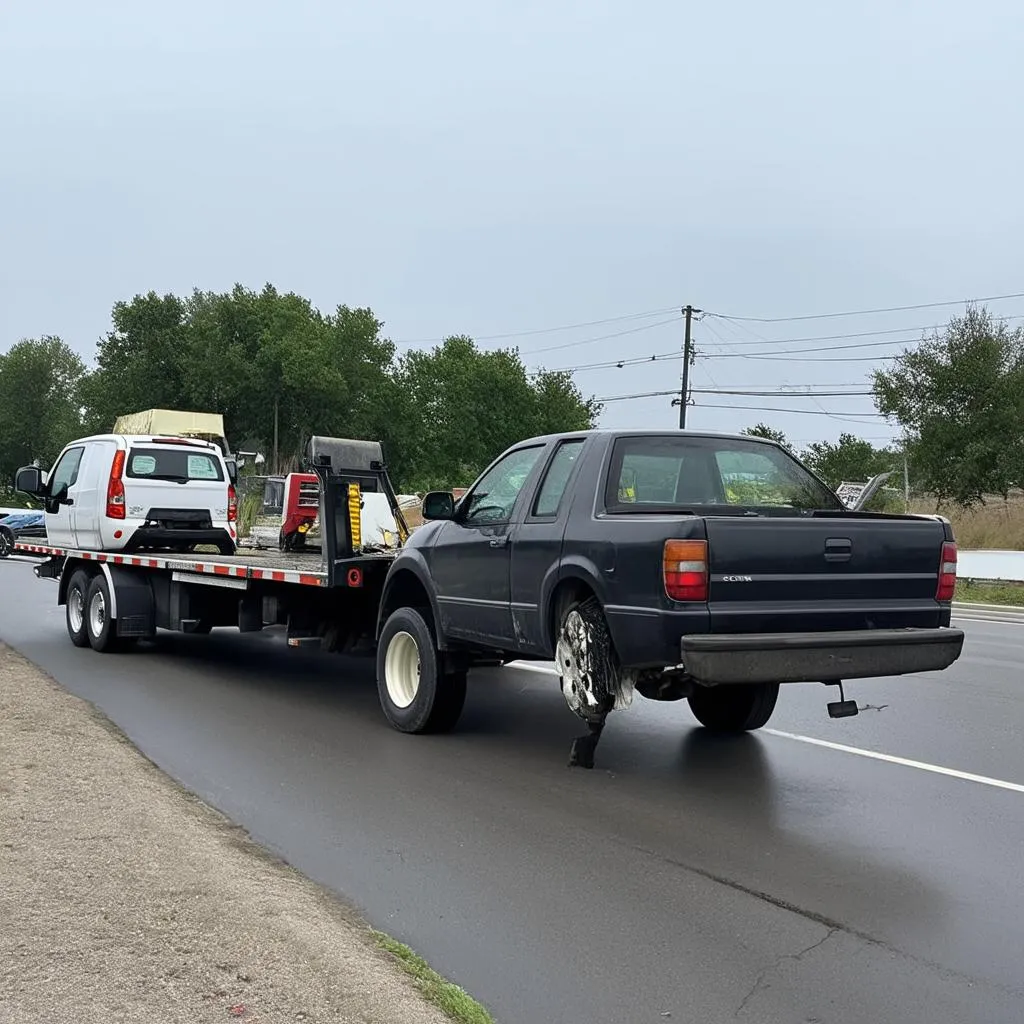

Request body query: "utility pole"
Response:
[273, 396, 279, 475]
[678, 304, 700, 428]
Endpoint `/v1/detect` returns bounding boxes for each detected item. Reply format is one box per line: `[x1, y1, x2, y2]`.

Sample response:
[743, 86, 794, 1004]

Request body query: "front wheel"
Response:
[377, 607, 467, 734]
[688, 682, 780, 732]
[0, 526, 14, 558]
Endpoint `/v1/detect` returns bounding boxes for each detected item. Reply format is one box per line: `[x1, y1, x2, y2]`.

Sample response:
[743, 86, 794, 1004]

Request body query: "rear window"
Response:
[126, 446, 224, 482]
[605, 435, 841, 512]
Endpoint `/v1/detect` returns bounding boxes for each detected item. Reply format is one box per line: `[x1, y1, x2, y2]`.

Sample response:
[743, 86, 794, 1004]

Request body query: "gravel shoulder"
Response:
[0, 643, 460, 1024]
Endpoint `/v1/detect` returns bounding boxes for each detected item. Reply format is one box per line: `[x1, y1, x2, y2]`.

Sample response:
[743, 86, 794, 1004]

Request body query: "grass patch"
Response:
[956, 578, 1024, 607]
[908, 494, 1024, 549]
[372, 930, 494, 1024]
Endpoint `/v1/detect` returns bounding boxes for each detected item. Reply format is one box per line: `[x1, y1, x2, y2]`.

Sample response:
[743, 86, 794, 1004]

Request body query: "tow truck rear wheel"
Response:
[377, 606, 467, 734]
[84, 574, 134, 653]
[66, 570, 92, 648]
[688, 682, 780, 732]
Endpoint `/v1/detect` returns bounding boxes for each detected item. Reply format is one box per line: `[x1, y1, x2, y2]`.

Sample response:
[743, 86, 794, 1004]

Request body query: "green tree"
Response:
[872, 306, 1024, 506]
[800, 433, 898, 488]
[740, 423, 794, 452]
[82, 291, 190, 432]
[396, 336, 599, 491]
[0, 336, 88, 488]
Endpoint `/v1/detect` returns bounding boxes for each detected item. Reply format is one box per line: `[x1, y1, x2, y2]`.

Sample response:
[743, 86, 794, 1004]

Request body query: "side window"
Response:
[464, 446, 544, 525]
[532, 440, 584, 517]
[48, 447, 85, 497]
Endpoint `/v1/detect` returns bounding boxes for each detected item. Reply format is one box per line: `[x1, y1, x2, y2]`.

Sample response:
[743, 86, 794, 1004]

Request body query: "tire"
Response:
[688, 682, 780, 732]
[65, 570, 92, 648]
[377, 607, 467, 734]
[0, 526, 14, 558]
[84, 574, 131, 653]
[555, 595, 632, 721]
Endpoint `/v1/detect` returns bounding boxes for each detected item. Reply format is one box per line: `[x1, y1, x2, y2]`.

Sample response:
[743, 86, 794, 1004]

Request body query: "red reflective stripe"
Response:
[299, 574, 322, 586]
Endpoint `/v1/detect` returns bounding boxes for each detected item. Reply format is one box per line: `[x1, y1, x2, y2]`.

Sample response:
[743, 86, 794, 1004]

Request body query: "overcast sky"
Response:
[2, 0, 1022, 447]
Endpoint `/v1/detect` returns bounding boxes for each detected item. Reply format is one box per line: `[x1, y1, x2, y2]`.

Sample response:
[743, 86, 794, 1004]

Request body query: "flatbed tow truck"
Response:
[14, 436, 408, 660]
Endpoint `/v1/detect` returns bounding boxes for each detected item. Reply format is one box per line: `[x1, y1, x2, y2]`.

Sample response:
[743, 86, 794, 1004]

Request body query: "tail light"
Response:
[227, 484, 238, 523]
[106, 449, 126, 519]
[663, 539, 708, 602]
[936, 541, 957, 602]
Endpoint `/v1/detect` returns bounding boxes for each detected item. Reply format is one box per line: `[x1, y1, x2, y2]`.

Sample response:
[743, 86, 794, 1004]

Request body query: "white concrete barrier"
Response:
[959, 550, 1024, 582]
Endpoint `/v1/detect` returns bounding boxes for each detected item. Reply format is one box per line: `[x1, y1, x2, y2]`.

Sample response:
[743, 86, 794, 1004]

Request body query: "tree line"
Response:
[2, 293, 1017, 509]
[743, 305, 1024, 509]
[0, 284, 600, 498]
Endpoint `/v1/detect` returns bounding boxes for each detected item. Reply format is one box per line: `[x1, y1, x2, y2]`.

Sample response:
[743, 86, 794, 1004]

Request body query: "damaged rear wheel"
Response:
[555, 596, 633, 722]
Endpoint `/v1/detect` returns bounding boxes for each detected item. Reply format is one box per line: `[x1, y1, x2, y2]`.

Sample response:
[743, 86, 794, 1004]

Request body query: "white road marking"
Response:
[505, 661, 1024, 794]
[763, 729, 1024, 794]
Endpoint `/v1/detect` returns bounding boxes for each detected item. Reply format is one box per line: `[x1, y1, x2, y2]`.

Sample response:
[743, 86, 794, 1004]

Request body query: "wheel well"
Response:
[380, 569, 436, 639]
[547, 577, 597, 648]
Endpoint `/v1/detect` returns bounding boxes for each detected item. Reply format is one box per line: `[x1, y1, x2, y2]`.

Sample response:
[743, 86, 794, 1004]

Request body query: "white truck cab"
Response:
[15, 434, 237, 555]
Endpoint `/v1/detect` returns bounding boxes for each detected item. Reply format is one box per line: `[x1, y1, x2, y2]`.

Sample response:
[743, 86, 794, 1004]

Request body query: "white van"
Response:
[15, 434, 237, 555]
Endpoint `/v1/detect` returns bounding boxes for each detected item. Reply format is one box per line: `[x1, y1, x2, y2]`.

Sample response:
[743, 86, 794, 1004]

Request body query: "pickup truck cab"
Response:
[15, 433, 237, 555]
[377, 429, 964, 766]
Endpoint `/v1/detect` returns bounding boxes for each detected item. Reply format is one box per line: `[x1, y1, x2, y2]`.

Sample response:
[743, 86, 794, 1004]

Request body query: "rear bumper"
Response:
[123, 527, 235, 554]
[681, 627, 965, 685]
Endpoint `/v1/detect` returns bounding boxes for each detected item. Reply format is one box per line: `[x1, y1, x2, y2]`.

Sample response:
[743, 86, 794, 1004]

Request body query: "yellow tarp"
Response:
[113, 409, 226, 444]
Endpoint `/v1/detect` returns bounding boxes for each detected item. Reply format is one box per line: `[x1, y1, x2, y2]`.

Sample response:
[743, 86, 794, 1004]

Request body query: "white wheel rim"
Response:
[88, 589, 106, 638]
[557, 610, 598, 712]
[385, 631, 421, 709]
[68, 587, 85, 634]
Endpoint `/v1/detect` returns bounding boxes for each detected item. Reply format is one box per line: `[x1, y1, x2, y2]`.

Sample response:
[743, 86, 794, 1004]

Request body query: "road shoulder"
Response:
[0, 643, 476, 1024]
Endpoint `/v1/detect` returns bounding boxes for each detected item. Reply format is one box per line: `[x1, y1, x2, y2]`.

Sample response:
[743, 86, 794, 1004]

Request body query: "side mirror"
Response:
[14, 466, 45, 497]
[422, 491, 455, 521]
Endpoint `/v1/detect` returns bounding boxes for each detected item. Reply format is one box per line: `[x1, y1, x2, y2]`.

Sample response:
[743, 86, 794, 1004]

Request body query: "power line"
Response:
[536, 312, 1024, 374]
[521, 315, 683, 355]
[596, 387, 876, 403]
[705, 337, 934, 358]
[393, 305, 680, 347]
[704, 313, 1024, 349]
[692, 402, 885, 418]
[707, 291, 1024, 324]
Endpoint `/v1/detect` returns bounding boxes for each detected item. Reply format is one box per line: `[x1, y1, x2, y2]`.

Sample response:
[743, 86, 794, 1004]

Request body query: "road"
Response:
[2, 557, 1022, 1024]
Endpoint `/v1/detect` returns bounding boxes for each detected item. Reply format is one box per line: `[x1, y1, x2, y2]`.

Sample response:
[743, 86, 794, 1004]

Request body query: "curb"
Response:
[952, 601, 1024, 621]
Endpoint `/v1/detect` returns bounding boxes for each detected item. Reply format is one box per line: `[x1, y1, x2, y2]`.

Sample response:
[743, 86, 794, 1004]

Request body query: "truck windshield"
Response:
[126, 447, 224, 483]
[604, 435, 842, 513]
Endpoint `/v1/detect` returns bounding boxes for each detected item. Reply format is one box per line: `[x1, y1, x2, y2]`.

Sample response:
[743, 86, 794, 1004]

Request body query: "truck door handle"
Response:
[489, 536, 508, 548]
[824, 538, 851, 562]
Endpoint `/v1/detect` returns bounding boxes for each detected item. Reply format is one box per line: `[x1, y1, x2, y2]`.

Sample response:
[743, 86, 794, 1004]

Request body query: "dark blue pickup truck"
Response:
[376, 429, 965, 766]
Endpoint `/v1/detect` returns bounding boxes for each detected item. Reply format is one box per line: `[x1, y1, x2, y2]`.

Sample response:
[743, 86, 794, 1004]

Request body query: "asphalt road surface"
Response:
[2, 557, 1022, 1024]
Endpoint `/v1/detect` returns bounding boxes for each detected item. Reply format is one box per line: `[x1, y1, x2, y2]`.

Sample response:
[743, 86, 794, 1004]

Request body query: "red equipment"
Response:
[279, 472, 319, 551]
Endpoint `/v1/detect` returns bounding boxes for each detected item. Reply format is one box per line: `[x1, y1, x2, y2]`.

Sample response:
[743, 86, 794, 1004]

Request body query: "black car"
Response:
[0, 511, 46, 558]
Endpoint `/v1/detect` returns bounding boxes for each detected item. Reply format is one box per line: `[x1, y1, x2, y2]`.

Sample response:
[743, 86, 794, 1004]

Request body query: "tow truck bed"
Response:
[14, 541, 338, 587]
